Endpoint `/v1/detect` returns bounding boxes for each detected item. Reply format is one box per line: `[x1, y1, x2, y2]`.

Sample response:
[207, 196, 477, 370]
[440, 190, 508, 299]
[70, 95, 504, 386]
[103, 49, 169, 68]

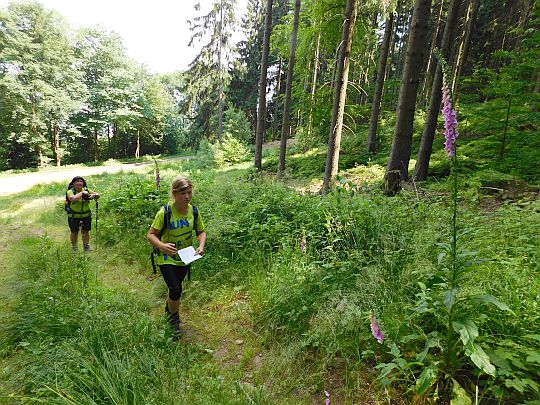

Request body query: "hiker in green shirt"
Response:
[65, 176, 100, 251]
[147, 176, 206, 340]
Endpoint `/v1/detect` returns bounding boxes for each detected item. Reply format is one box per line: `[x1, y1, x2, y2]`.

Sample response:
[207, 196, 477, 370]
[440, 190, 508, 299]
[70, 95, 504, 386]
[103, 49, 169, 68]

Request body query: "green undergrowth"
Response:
[0, 230, 277, 404]
[0, 138, 538, 403]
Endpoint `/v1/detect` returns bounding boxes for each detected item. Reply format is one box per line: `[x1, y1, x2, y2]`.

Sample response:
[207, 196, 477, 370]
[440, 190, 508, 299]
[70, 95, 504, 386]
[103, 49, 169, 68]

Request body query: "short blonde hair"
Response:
[170, 176, 193, 198]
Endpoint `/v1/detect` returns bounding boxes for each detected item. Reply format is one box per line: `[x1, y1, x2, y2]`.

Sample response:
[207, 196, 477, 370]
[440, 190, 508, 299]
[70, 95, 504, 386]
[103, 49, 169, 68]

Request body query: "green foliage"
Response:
[0, 235, 274, 404]
[206, 134, 252, 167]
[0, 2, 85, 168]
[0, 4, 187, 169]
[222, 107, 253, 143]
[1, 147, 538, 403]
[1, 0, 539, 402]
[374, 168, 539, 403]
[103, 177, 168, 242]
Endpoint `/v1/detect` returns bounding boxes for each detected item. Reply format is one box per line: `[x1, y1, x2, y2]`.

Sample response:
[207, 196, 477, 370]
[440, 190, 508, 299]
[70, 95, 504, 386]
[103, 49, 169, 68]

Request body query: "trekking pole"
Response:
[95, 200, 99, 250]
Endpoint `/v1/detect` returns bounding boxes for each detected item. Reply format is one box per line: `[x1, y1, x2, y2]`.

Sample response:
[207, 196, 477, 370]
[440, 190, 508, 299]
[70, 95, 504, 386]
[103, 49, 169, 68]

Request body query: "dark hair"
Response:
[68, 176, 87, 190]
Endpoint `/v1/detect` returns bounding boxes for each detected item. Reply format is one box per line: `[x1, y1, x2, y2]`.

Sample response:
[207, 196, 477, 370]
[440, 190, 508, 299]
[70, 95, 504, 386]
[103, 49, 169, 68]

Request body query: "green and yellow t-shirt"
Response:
[66, 189, 94, 218]
[151, 203, 205, 266]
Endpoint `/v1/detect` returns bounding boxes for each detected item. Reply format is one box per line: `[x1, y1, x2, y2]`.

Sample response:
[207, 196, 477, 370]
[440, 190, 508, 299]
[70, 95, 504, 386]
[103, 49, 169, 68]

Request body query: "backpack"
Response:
[64, 180, 90, 214]
[150, 203, 199, 276]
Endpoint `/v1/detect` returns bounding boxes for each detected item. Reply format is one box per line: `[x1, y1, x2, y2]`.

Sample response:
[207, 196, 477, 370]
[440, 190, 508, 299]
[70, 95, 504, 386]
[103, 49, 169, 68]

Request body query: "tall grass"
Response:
[0, 233, 277, 404]
[1, 148, 538, 403]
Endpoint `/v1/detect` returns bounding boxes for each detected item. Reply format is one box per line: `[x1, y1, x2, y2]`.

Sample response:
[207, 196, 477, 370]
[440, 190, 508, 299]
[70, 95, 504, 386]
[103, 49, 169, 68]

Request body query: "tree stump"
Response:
[384, 170, 401, 196]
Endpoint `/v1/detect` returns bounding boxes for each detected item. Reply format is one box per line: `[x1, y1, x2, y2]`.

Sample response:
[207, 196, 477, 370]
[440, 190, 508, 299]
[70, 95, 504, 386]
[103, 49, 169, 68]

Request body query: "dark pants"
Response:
[68, 216, 92, 232]
[159, 264, 190, 301]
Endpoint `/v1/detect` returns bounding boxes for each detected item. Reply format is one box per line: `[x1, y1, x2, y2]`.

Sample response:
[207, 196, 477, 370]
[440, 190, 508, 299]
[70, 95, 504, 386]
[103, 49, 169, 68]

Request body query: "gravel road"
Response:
[0, 157, 193, 196]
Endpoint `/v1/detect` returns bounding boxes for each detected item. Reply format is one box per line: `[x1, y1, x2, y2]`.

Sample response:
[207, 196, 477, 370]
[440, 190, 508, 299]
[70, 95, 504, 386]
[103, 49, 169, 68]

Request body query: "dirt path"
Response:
[0, 156, 195, 197]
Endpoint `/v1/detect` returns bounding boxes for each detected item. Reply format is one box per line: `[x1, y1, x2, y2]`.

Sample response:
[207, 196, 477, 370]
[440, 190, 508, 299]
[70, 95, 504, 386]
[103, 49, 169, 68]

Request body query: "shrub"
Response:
[209, 134, 252, 167]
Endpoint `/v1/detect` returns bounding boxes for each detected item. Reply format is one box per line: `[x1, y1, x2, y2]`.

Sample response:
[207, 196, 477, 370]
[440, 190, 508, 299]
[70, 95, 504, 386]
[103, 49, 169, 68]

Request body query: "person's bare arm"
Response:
[147, 227, 177, 256]
[68, 190, 86, 202]
[195, 231, 207, 255]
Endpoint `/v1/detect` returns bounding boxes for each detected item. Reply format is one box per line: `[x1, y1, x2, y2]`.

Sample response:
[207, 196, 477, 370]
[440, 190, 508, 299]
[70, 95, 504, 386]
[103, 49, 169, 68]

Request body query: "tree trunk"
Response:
[385, 0, 432, 194]
[453, 0, 479, 97]
[53, 125, 61, 167]
[509, 0, 531, 50]
[499, 96, 511, 159]
[449, 0, 469, 88]
[37, 147, 44, 168]
[218, 1, 224, 143]
[272, 58, 282, 140]
[414, 0, 461, 182]
[135, 129, 140, 159]
[94, 128, 100, 162]
[298, 47, 312, 129]
[362, 12, 380, 106]
[306, 30, 321, 142]
[367, 14, 394, 153]
[390, 5, 414, 111]
[532, 71, 540, 112]
[278, 0, 301, 175]
[421, 0, 444, 108]
[321, 0, 359, 194]
[107, 124, 111, 154]
[254, 0, 273, 170]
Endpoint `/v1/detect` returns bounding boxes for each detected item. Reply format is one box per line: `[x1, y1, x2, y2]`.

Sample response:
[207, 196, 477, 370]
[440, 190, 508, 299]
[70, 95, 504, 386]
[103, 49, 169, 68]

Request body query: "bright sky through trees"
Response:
[0, 0, 247, 73]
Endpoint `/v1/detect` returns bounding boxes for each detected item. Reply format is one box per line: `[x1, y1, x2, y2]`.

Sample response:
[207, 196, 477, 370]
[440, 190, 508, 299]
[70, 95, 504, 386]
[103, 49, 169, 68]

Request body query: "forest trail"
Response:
[0, 196, 58, 316]
[0, 193, 264, 401]
[0, 155, 195, 196]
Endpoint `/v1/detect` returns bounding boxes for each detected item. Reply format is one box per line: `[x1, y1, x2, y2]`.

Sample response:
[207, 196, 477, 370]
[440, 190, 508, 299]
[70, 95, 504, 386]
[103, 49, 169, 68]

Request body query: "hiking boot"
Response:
[83, 244, 92, 252]
[165, 302, 180, 340]
[169, 311, 181, 341]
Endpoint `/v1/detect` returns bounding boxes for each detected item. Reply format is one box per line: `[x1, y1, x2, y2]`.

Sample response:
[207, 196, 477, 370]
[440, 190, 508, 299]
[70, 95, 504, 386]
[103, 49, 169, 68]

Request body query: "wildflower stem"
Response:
[451, 150, 457, 280]
[446, 150, 458, 371]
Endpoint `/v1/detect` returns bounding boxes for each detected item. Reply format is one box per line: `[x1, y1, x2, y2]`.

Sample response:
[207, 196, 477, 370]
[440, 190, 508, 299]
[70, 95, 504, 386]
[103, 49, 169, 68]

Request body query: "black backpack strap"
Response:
[157, 203, 172, 239]
[164, 203, 172, 234]
[151, 250, 158, 274]
[152, 203, 172, 274]
[65, 188, 75, 213]
[192, 205, 199, 233]
[187, 205, 199, 282]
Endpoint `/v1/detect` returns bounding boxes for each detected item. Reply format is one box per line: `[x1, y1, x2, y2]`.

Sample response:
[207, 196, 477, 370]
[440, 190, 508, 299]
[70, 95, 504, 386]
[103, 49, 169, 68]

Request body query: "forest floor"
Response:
[0, 193, 313, 404]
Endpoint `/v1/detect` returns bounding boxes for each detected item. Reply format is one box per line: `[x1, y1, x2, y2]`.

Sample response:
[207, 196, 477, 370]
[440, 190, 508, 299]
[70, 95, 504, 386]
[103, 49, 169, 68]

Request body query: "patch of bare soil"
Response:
[478, 179, 539, 211]
[0, 196, 60, 220]
[180, 290, 265, 385]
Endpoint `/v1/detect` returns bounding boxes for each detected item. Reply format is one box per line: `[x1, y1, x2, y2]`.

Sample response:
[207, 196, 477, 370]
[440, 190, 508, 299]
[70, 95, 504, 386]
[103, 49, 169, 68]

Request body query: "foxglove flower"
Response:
[442, 82, 458, 158]
[300, 236, 306, 253]
[325, 390, 330, 405]
[370, 314, 384, 344]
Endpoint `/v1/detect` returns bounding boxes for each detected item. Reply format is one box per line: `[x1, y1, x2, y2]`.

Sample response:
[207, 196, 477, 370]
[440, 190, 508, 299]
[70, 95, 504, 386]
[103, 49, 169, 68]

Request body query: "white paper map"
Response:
[177, 246, 202, 264]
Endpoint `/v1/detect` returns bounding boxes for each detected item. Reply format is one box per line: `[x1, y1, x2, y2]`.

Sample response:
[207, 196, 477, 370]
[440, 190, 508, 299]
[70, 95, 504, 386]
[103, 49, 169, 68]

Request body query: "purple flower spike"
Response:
[441, 83, 458, 158]
[370, 314, 384, 344]
[300, 236, 306, 253]
[325, 390, 330, 405]
[155, 170, 161, 191]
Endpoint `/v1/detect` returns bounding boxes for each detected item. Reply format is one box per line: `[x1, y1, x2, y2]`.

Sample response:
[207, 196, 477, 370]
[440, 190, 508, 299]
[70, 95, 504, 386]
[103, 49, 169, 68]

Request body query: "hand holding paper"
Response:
[177, 246, 202, 264]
